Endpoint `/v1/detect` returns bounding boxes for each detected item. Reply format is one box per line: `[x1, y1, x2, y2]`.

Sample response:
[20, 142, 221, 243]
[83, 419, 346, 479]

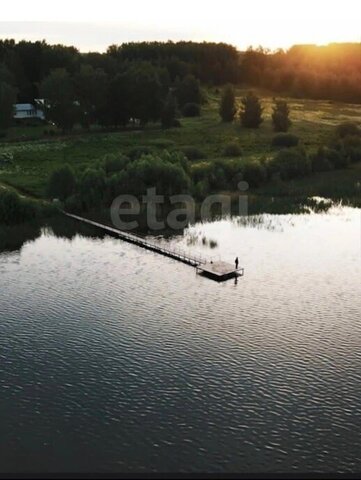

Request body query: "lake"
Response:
[1, 203, 361, 474]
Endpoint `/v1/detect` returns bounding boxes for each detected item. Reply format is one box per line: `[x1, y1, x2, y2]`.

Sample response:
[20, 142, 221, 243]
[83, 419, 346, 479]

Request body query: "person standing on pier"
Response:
[235, 257, 239, 270]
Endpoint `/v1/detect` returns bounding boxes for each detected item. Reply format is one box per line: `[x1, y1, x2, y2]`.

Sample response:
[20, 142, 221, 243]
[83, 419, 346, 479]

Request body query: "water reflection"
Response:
[1, 202, 361, 474]
[0, 223, 41, 253]
[0, 196, 347, 256]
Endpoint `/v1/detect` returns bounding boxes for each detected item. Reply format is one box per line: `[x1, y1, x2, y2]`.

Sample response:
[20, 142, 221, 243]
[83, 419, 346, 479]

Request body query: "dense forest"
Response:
[0, 40, 360, 132]
[1, 40, 360, 100]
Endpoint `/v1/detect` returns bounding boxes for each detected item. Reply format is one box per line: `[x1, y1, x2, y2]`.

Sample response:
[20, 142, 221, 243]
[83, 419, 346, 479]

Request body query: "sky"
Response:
[1, 0, 360, 52]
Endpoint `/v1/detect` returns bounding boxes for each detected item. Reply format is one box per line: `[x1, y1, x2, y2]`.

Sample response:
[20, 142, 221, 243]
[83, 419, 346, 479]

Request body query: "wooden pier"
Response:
[63, 212, 244, 281]
[196, 261, 245, 282]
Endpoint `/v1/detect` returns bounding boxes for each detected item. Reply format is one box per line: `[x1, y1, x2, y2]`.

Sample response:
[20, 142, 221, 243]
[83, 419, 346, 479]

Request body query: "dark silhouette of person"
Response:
[235, 257, 239, 269]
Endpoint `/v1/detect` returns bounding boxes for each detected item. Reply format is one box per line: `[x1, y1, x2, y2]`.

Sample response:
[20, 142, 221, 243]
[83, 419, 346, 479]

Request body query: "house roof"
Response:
[15, 103, 35, 111]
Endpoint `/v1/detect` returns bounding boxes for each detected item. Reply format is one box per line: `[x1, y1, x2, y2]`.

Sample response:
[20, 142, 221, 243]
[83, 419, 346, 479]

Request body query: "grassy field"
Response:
[1, 88, 361, 203]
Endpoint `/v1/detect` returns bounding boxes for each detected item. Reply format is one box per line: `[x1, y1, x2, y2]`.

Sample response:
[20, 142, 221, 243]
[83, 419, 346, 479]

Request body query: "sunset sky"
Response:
[1, 0, 360, 52]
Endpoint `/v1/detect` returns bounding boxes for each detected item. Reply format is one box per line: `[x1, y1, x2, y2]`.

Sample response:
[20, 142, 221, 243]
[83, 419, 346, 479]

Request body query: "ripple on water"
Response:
[1, 208, 361, 473]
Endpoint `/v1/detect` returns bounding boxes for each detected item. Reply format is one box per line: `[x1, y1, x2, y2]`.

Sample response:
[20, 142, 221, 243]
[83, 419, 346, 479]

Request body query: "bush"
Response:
[311, 148, 334, 172]
[191, 158, 244, 191]
[64, 194, 83, 214]
[175, 74, 202, 107]
[122, 151, 191, 196]
[190, 162, 213, 184]
[102, 153, 129, 175]
[0, 152, 13, 165]
[193, 179, 210, 199]
[269, 148, 311, 180]
[161, 91, 178, 128]
[345, 146, 361, 164]
[219, 85, 237, 122]
[335, 122, 360, 139]
[272, 99, 292, 132]
[213, 158, 244, 189]
[272, 133, 300, 147]
[339, 135, 361, 164]
[0, 189, 37, 225]
[326, 148, 349, 169]
[128, 146, 153, 160]
[242, 161, 267, 187]
[182, 102, 201, 117]
[240, 92, 263, 128]
[223, 143, 242, 157]
[78, 168, 106, 210]
[180, 146, 207, 161]
[47, 165, 76, 201]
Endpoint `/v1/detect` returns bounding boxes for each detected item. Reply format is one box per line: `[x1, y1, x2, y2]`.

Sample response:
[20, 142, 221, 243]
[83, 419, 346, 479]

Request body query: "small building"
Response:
[14, 102, 45, 122]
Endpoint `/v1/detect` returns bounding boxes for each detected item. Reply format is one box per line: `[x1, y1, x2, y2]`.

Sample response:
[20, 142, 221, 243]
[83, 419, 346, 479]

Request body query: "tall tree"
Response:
[47, 165, 76, 201]
[103, 72, 131, 127]
[0, 81, 17, 130]
[161, 90, 178, 128]
[74, 64, 108, 128]
[219, 84, 237, 122]
[126, 62, 163, 125]
[175, 74, 201, 107]
[240, 92, 263, 128]
[40, 68, 78, 132]
[272, 99, 291, 132]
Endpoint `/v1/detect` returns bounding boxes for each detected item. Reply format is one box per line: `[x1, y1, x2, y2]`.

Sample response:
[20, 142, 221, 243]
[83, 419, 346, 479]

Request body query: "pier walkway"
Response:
[63, 212, 244, 281]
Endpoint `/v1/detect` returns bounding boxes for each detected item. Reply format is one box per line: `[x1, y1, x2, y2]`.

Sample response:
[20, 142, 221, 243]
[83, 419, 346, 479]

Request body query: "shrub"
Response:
[0, 189, 37, 225]
[190, 162, 212, 183]
[219, 85, 237, 122]
[64, 194, 83, 214]
[0, 152, 13, 165]
[339, 135, 361, 164]
[128, 146, 153, 160]
[46, 165, 76, 201]
[214, 158, 244, 189]
[335, 122, 360, 139]
[326, 148, 349, 169]
[269, 148, 311, 180]
[180, 146, 207, 161]
[208, 162, 228, 190]
[272, 100, 291, 132]
[193, 179, 210, 199]
[345, 146, 361, 164]
[242, 161, 267, 187]
[78, 168, 106, 210]
[240, 92, 263, 128]
[102, 153, 129, 175]
[124, 151, 191, 196]
[312, 145, 352, 171]
[182, 102, 201, 117]
[223, 143, 242, 157]
[272, 133, 300, 147]
[161, 91, 178, 128]
[175, 74, 202, 107]
[311, 148, 334, 172]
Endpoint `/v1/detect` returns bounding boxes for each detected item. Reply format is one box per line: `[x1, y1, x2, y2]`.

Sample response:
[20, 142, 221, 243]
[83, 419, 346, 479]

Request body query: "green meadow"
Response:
[1, 88, 361, 205]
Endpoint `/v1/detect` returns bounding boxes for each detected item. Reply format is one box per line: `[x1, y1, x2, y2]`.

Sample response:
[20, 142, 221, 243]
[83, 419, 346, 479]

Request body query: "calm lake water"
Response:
[1, 204, 361, 474]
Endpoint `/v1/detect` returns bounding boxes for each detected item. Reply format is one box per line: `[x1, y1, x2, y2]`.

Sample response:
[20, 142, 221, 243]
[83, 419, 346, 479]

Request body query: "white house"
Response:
[14, 102, 45, 121]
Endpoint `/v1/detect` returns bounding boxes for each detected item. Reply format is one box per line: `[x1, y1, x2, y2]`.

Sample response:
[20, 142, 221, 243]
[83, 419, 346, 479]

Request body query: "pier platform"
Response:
[196, 261, 244, 281]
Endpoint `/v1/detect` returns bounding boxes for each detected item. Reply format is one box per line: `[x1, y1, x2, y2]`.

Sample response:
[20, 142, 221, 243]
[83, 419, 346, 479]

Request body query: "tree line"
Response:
[0, 40, 360, 130]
